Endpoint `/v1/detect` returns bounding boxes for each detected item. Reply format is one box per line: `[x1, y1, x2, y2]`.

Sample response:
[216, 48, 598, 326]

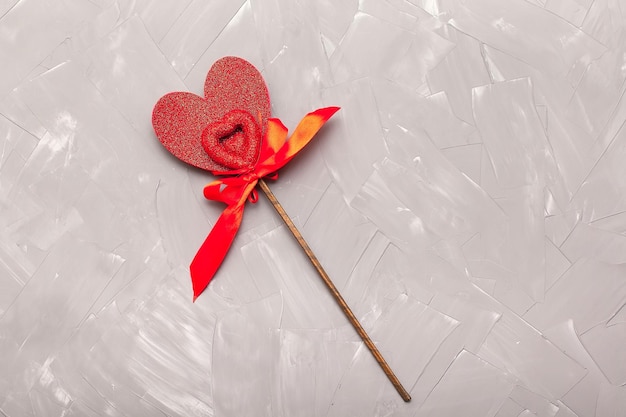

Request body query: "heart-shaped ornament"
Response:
[152, 57, 271, 173]
[201, 109, 261, 170]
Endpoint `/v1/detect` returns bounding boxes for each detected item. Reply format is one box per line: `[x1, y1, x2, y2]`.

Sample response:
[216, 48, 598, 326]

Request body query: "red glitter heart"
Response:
[201, 110, 261, 170]
[152, 57, 271, 172]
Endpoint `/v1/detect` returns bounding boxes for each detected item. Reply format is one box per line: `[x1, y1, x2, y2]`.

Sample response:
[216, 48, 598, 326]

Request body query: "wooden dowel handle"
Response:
[257, 179, 411, 402]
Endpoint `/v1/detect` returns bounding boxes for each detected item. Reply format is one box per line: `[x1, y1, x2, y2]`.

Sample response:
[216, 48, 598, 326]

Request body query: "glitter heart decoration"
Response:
[152, 56, 270, 173]
[151, 57, 410, 401]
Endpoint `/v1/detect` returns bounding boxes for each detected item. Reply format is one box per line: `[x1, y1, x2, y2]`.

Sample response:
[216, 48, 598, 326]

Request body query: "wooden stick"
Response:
[258, 179, 411, 402]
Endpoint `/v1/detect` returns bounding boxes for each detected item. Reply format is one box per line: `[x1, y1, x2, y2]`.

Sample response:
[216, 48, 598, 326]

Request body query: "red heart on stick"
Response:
[152, 57, 271, 173]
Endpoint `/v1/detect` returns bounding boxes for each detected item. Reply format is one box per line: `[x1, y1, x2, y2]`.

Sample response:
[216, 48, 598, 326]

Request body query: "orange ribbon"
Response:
[190, 106, 340, 300]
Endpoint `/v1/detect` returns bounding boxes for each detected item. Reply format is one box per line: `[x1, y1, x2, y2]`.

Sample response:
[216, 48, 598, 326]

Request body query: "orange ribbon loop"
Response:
[190, 106, 340, 300]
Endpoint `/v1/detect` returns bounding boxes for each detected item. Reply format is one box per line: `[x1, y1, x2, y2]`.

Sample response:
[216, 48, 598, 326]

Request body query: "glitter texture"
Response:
[152, 56, 270, 172]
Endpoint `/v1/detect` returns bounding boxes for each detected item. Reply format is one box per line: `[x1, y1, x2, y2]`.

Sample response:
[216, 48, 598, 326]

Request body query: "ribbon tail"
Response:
[283, 106, 340, 158]
[190, 201, 246, 301]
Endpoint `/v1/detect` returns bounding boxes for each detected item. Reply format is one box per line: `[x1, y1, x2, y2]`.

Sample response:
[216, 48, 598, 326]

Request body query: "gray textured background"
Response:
[1, 0, 625, 416]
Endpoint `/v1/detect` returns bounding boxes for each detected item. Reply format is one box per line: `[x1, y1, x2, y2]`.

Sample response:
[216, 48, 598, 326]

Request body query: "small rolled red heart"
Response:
[201, 110, 261, 170]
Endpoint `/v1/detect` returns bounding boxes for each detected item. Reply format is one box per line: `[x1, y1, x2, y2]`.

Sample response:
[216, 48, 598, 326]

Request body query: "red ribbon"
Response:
[190, 106, 340, 300]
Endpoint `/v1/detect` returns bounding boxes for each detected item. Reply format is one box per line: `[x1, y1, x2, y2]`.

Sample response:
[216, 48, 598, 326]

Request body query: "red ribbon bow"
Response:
[191, 107, 339, 300]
